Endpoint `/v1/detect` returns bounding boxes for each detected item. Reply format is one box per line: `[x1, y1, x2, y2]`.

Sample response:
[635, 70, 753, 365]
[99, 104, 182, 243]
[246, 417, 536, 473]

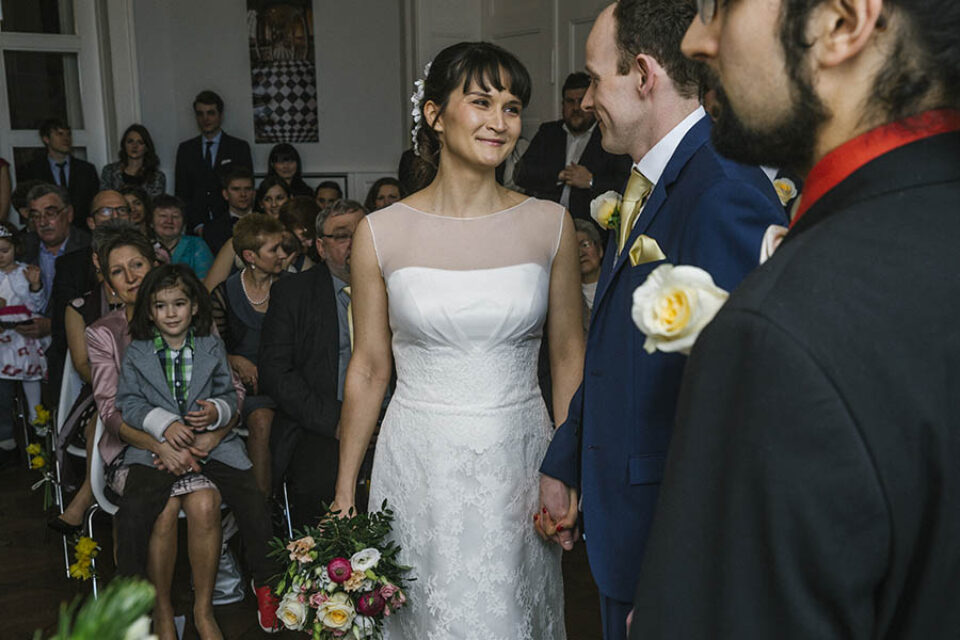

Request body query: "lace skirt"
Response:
[369, 394, 566, 640]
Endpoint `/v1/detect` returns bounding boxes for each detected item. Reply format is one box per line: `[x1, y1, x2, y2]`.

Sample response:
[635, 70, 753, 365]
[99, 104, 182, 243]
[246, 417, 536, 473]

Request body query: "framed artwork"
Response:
[247, 0, 319, 143]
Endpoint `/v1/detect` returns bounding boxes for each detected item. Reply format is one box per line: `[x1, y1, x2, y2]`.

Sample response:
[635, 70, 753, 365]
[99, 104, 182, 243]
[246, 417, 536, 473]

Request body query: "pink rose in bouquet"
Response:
[356, 591, 386, 617]
[286, 536, 316, 564]
[309, 591, 329, 609]
[327, 557, 353, 583]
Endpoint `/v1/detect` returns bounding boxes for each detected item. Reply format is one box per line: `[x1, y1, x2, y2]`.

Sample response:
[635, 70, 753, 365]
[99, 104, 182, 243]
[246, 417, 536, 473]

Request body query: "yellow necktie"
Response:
[342, 285, 354, 352]
[618, 169, 653, 255]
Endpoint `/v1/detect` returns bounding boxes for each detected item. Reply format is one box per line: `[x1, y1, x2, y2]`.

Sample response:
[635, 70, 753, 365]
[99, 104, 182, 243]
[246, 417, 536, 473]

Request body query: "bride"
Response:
[331, 41, 584, 639]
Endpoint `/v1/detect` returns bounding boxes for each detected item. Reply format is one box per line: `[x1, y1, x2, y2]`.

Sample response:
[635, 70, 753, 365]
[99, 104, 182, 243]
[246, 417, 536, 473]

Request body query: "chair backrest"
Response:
[56, 354, 85, 437]
[90, 417, 118, 515]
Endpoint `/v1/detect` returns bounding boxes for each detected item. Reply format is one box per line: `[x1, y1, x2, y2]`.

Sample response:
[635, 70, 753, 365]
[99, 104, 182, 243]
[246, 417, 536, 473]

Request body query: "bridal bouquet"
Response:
[270, 502, 412, 638]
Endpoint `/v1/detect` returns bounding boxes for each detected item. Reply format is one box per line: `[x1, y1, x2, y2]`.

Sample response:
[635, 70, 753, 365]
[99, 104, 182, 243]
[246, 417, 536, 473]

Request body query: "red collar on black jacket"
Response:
[791, 109, 960, 228]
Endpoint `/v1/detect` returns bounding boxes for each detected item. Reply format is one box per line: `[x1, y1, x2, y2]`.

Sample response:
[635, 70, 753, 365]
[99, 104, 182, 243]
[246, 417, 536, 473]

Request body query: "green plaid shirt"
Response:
[154, 329, 195, 416]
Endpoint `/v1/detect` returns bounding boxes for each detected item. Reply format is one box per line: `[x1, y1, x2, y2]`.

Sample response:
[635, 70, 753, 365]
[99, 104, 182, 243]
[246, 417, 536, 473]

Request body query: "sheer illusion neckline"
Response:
[395, 198, 533, 220]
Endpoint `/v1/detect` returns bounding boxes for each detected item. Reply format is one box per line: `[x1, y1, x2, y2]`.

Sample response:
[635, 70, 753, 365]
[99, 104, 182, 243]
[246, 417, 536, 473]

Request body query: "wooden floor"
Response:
[1, 454, 602, 639]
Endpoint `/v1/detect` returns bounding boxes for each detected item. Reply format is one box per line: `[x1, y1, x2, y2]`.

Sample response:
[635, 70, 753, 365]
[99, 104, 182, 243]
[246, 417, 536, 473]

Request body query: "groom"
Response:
[538, 2, 785, 638]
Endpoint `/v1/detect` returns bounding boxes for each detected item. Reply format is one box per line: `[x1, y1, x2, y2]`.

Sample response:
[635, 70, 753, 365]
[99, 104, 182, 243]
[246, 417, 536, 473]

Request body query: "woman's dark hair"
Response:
[413, 42, 532, 186]
[96, 221, 157, 291]
[315, 180, 343, 198]
[119, 185, 154, 228]
[255, 175, 291, 214]
[118, 124, 160, 176]
[279, 196, 320, 241]
[129, 263, 213, 340]
[0, 220, 23, 256]
[363, 177, 407, 212]
[267, 143, 303, 179]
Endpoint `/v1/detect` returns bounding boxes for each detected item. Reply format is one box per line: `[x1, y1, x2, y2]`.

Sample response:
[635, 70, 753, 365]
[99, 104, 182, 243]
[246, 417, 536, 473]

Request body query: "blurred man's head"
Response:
[26, 184, 73, 249]
[561, 72, 595, 134]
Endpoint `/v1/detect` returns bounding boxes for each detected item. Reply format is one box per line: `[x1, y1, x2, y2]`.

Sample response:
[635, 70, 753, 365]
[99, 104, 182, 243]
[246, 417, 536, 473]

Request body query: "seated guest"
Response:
[314, 180, 342, 210]
[255, 175, 290, 219]
[24, 119, 100, 229]
[86, 229, 279, 635]
[118, 263, 279, 638]
[267, 143, 313, 198]
[119, 185, 152, 234]
[514, 72, 632, 221]
[151, 194, 214, 279]
[174, 90, 253, 233]
[363, 177, 406, 212]
[51, 220, 133, 534]
[211, 214, 288, 497]
[20, 184, 92, 387]
[260, 199, 366, 528]
[43, 189, 129, 394]
[202, 165, 255, 255]
[278, 196, 318, 273]
[574, 218, 603, 330]
[100, 124, 166, 198]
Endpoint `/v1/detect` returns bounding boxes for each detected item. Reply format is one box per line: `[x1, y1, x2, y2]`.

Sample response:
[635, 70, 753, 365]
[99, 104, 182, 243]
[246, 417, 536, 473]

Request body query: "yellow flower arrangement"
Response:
[30, 455, 46, 469]
[33, 403, 51, 426]
[70, 537, 100, 581]
[26, 442, 42, 456]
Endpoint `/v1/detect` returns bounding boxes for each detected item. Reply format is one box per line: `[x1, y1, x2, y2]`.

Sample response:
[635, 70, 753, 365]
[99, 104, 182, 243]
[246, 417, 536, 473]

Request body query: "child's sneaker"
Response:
[252, 579, 280, 633]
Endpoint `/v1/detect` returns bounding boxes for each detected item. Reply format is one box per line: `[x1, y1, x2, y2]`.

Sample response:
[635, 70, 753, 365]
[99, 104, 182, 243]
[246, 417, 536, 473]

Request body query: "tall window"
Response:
[0, 0, 107, 189]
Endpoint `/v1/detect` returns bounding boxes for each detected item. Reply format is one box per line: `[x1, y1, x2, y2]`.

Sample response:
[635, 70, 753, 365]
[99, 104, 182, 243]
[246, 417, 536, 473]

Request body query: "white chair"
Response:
[53, 354, 88, 577]
[86, 416, 116, 599]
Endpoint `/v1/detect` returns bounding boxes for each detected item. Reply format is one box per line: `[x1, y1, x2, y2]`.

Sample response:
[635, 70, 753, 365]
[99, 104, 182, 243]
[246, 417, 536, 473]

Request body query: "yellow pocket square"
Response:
[628, 235, 666, 267]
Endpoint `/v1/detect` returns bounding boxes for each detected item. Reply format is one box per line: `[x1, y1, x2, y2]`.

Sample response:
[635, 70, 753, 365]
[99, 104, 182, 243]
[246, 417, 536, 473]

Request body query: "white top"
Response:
[560, 123, 597, 209]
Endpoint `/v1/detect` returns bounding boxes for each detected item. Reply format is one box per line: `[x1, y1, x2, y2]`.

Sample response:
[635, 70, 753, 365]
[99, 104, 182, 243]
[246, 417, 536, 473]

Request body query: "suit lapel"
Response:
[185, 338, 217, 411]
[130, 341, 179, 413]
[592, 117, 711, 311]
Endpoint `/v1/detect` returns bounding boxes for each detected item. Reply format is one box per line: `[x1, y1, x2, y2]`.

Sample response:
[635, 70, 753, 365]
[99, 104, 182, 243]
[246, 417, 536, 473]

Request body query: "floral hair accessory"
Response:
[0, 225, 13, 238]
[410, 61, 433, 156]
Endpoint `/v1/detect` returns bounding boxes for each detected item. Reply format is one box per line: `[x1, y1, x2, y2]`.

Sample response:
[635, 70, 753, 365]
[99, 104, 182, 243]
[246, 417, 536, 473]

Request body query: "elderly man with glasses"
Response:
[42, 189, 130, 394]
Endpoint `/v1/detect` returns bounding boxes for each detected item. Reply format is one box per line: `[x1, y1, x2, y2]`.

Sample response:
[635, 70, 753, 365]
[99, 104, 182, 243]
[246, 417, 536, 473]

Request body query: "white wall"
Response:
[132, 0, 407, 200]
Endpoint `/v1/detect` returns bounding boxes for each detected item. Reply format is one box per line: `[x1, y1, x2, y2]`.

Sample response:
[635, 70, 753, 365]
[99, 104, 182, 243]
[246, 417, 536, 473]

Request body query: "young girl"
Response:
[0, 221, 47, 463]
[115, 263, 278, 636]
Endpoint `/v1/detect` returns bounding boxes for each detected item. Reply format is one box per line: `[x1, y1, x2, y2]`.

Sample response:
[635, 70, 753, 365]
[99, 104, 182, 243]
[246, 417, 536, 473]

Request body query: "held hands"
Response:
[163, 420, 195, 450]
[558, 164, 593, 190]
[183, 429, 226, 463]
[24, 265, 42, 291]
[185, 399, 219, 429]
[229, 355, 259, 394]
[535, 474, 579, 551]
[153, 440, 201, 475]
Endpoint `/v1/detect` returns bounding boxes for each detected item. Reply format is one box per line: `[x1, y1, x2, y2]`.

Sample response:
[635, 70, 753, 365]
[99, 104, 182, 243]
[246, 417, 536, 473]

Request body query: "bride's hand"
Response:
[536, 475, 579, 550]
[327, 499, 355, 520]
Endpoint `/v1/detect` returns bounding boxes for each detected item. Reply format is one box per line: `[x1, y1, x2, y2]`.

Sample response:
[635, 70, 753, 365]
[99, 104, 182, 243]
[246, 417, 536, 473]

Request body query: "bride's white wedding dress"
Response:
[367, 198, 567, 639]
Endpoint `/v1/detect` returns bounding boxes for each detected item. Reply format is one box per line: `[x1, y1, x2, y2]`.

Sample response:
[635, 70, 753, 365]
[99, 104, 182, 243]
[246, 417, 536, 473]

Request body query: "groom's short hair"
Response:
[614, 0, 703, 99]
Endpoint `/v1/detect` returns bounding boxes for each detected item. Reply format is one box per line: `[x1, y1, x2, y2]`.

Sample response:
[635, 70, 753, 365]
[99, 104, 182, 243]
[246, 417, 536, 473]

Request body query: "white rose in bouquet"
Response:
[631, 264, 729, 355]
[277, 592, 308, 631]
[318, 591, 356, 632]
[350, 548, 382, 572]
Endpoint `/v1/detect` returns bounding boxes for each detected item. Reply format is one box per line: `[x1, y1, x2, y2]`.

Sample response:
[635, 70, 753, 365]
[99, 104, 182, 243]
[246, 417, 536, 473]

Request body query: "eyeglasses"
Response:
[92, 205, 131, 219]
[28, 206, 66, 222]
[696, 0, 718, 24]
[320, 233, 352, 243]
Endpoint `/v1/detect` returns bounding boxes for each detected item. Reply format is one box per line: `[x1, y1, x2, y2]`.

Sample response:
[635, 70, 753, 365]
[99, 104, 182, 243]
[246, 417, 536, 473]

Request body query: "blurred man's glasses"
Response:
[28, 206, 66, 223]
[93, 205, 131, 220]
[696, 0, 717, 24]
[320, 233, 352, 244]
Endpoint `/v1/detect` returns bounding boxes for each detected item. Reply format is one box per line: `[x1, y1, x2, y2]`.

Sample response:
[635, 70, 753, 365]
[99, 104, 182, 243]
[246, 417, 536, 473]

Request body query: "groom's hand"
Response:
[537, 474, 579, 550]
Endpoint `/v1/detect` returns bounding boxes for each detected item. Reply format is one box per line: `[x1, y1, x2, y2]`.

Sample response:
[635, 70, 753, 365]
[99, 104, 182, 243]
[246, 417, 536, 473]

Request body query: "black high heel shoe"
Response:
[47, 515, 82, 536]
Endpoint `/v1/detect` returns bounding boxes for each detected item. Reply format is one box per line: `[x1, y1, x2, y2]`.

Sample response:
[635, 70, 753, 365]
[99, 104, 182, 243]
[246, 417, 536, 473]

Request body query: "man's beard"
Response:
[709, 68, 829, 174]
[565, 112, 595, 135]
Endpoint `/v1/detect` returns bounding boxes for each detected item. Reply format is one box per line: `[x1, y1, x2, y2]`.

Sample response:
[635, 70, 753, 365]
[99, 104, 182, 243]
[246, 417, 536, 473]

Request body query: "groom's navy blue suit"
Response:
[541, 115, 786, 633]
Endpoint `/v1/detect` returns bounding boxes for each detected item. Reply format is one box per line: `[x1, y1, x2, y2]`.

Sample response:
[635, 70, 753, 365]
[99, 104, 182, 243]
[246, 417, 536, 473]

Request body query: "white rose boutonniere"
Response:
[632, 264, 729, 355]
[772, 177, 798, 207]
[590, 191, 622, 230]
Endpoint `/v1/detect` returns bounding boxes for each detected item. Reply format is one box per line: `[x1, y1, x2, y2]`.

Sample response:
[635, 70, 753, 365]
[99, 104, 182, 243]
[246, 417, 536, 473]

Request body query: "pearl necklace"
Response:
[240, 268, 271, 306]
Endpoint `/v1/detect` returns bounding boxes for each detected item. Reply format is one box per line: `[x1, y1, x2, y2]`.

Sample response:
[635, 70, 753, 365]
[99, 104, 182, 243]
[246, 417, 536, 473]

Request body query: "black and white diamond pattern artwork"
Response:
[252, 60, 319, 143]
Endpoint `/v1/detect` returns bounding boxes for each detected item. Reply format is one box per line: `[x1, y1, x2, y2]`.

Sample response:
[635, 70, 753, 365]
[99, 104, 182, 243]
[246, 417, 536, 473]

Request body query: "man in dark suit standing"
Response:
[25, 119, 100, 230]
[174, 90, 253, 234]
[515, 72, 632, 221]
[260, 200, 368, 529]
[629, 1, 960, 638]
[536, 3, 785, 639]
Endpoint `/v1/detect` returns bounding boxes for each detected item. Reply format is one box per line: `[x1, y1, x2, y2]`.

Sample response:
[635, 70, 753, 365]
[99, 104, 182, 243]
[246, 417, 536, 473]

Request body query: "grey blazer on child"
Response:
[116, 333, 250, 470]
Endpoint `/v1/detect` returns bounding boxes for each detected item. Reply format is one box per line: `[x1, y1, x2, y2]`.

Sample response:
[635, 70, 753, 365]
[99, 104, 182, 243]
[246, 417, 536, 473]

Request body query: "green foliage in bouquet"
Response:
[268, 501, 413, 639]
[33, 578, 155, 640]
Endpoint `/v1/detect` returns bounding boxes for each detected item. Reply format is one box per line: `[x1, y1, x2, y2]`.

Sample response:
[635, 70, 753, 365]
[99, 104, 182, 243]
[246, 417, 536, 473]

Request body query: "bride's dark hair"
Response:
[413, 42, 532, 189]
